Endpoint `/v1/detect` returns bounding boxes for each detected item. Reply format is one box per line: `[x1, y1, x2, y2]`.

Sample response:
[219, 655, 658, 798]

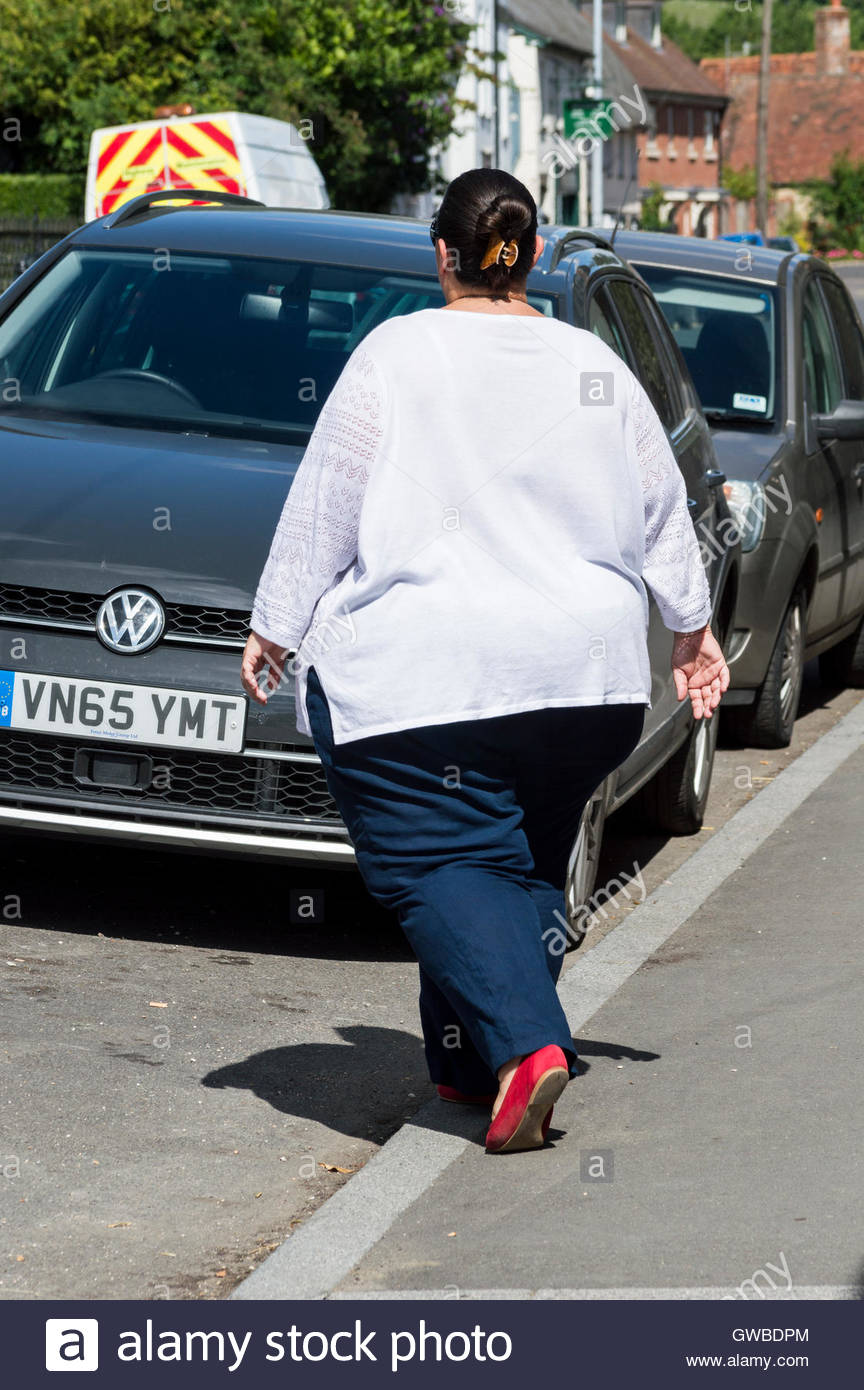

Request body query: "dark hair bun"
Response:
[477, 193, 532, 246]
[435, 169, 538, 297]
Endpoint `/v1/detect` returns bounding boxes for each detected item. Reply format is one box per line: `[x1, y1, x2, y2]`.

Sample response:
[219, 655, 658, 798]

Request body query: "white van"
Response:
[85, 110, 329, 222]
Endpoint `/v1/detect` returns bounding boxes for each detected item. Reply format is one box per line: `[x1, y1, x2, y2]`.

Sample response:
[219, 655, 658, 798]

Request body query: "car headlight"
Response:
[722, 479, 767, 553]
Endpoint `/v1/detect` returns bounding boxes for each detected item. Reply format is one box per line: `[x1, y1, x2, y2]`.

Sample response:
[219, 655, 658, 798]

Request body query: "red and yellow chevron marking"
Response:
[95, 125, 167, 216]
[94, 117, 247, 216]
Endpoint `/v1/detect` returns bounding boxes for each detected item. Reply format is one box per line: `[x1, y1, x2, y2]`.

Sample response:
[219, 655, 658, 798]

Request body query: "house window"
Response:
[549, 61, 561, 112]
[704, 109, 718, 161]
[646, 102, 660, 159]
[667, 105, 677, 158]
[687, 107, 698, 160]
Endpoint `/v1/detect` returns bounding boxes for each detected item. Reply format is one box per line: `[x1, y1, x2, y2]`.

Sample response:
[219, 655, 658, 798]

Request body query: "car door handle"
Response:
[705, 469, 727, 487]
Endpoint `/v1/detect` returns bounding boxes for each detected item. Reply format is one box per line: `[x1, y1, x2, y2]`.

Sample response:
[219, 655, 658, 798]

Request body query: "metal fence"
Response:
[0, 217, 81, 292]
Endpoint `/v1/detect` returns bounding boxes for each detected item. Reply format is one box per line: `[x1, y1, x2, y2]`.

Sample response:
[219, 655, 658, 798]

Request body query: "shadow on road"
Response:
[200, 1025, 662, 1142]
[6, 831, 406, 961]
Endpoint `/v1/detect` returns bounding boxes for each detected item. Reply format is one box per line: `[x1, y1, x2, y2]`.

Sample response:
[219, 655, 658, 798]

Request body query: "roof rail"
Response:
[103, 189, 265, 229]
[549, 228, 614, 271]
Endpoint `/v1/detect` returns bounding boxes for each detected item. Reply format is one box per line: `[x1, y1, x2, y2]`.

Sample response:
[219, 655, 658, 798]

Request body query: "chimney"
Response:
[650, 1, 662, 50]
[814, 0, 850, 77]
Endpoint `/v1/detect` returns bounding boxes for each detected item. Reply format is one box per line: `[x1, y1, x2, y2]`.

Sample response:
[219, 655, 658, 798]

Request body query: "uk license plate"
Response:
[0, 669, 246, 754]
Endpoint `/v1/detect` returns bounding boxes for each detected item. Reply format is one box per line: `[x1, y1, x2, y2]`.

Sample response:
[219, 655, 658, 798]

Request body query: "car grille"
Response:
[0, 583, 248, 646]
[0, 728, 344, 829]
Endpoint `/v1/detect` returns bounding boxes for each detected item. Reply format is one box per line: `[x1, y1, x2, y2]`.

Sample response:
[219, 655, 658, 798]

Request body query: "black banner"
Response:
[3, 1298, 856, 1387]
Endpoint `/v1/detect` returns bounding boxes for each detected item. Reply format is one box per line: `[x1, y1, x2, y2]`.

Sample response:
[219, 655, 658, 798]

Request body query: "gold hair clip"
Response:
[480, 236, 520, 270]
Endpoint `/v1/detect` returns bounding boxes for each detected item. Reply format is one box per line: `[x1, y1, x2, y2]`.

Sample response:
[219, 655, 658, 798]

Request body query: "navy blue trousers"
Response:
[305, 667, 644, 1095]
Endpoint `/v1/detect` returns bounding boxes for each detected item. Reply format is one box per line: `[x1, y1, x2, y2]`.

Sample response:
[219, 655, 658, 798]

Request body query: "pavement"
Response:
[232, 696, 864, 1301]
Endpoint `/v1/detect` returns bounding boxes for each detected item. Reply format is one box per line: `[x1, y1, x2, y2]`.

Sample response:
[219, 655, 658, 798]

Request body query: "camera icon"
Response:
[45, 1319, 99, 1372]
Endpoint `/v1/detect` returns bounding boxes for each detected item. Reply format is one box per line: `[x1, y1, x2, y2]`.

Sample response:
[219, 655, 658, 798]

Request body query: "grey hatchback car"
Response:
[0, 194, 738, 924]
[612, 230, 864, 747]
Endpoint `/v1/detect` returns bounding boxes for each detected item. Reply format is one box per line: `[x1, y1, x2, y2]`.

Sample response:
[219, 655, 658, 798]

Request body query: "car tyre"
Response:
[818, 612, 864, 689]
[563, 781, 609, 952]
[726, 587, 806, 748]
[638, 703, 719, 835]
[635, 610, 730, 834]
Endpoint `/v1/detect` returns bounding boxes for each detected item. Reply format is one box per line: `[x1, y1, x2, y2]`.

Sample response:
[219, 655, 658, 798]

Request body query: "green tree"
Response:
[723, 165, 758, 202]
[639, 182, 673, 231]
[0, 0, 473, 211]
[661, 0, 864, 61]
[808, 149, 864, 251]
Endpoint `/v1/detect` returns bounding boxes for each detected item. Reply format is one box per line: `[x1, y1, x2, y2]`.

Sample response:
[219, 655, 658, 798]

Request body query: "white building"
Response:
[408, 0, 640, 228]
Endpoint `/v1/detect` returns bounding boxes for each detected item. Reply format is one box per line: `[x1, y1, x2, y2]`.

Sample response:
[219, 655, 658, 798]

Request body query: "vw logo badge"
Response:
[96, 588, 166, 653]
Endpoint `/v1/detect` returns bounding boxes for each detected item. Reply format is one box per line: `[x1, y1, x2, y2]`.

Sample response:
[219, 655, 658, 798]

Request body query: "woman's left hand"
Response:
[241, 631, 291, 705]
[671, 624, 730, 720]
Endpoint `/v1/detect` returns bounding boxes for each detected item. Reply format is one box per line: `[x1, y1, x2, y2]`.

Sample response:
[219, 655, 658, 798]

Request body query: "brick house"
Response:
[418, 0, 641, 226]
[701, 0, 864, 237]
[594, 1, 729, 236]
[413, 0, 726, 232]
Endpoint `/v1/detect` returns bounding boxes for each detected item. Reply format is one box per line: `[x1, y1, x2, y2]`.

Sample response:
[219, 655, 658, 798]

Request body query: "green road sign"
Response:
[563, 99, 617, 141]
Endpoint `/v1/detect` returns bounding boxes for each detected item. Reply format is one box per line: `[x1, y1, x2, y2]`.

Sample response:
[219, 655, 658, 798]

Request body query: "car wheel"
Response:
[563, 781, 608, 951]
[726, 588, 806, 748]
[638, 702, 719, 835]
[818, 612, 864, 689]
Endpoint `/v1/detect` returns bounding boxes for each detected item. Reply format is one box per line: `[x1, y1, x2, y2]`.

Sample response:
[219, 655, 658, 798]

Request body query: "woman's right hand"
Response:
[240, 631, 292, 705]
[671, 624, 729, 720]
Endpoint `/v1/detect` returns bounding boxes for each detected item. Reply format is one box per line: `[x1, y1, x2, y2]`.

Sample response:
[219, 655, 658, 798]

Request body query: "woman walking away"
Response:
[241, 168, 729, 1154]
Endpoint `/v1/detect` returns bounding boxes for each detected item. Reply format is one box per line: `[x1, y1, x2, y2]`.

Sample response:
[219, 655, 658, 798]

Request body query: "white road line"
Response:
[231, 698, 864, 1301]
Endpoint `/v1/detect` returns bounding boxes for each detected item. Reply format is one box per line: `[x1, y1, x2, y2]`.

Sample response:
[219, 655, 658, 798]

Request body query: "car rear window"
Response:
[0, 249, 555, 440]
[635, 264, 778, 424]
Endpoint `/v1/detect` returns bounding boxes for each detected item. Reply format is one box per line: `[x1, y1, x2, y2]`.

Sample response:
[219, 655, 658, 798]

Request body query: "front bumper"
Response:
[0, 621, 353, 863]
[0, 798, 356, 862]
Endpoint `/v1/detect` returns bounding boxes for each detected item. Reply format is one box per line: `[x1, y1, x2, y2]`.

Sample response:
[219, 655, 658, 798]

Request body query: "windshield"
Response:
[0, 248, 556, 440]
[636, 264, 778, 423]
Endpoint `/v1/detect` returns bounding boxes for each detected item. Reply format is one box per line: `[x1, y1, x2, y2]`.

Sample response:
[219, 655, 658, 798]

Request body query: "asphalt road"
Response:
[836, 259, 864, 313]
[1, 660, 861, 1301]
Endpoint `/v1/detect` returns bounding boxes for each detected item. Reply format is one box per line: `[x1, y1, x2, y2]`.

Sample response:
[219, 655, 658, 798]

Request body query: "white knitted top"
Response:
[251, 308, 712, 744]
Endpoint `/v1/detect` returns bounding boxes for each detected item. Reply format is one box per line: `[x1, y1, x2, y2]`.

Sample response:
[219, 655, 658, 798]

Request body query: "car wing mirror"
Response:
[814, 398, 864, 441]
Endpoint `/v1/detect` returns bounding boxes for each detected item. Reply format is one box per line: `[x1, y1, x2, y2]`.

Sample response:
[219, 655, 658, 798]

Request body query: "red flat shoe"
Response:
[437, 1084, 496, 1106]
[485, 1045, 569, 1153]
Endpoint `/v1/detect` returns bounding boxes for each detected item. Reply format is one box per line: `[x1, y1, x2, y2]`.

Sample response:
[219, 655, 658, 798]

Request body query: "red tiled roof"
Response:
[701, 57, 864, 182]
[606, 28, 727, 102]
[702, 51, 864, 82]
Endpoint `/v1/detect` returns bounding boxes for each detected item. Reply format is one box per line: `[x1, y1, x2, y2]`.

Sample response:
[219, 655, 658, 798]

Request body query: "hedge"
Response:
[0, 173, 85, 217]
